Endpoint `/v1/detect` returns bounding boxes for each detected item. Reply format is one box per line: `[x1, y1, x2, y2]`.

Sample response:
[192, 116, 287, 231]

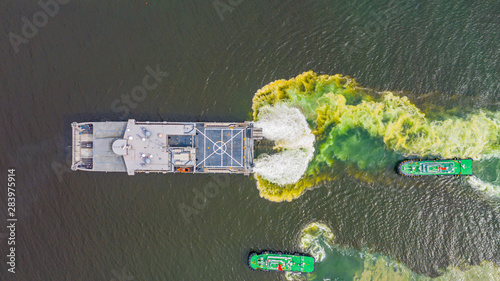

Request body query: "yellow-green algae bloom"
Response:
[252, 71, 500, 202]
[286, 222, 500, 281]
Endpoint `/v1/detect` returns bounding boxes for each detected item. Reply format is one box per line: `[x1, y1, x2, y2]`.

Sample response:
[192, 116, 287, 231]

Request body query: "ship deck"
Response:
[71, 119, 260, 175]
[397, 159, 473, 176]
[195, 124, 252, 173]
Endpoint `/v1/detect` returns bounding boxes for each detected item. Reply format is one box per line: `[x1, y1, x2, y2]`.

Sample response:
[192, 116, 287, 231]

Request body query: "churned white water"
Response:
[468, 176, 500, 198]
[253, 104, 315, 185]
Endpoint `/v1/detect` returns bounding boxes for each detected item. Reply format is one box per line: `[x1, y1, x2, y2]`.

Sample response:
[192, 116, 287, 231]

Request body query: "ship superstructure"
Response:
[71, 119, 262, 175]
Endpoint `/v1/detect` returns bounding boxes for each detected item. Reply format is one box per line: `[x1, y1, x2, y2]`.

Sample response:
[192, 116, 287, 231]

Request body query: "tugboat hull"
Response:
[248, 252, 314, 273]
[397, 159, 473, 176]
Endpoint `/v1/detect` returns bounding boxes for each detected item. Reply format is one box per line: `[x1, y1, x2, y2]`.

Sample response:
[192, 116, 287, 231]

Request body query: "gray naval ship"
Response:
[71, 119, 263, 175]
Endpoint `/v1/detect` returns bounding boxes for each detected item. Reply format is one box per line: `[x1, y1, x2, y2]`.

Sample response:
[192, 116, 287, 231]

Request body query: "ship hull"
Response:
[71, 119, 263, 175]
[248, 252, 314, 273]
[397, 159, 473, 176]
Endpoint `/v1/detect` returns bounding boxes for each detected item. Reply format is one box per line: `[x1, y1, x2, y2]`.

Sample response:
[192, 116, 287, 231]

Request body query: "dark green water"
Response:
[1, 0, 499, 280]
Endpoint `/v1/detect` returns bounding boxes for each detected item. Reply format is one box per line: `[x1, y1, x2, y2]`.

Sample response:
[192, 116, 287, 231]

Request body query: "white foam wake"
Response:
[468, 176, 500, 198]
[299, 222, 335, 262]
[254, 104, 315, 185]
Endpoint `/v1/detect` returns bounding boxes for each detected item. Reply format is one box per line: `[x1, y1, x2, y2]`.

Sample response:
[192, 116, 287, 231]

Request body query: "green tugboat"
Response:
[397, 159, 473, 176]
[248, 252, 314, 273]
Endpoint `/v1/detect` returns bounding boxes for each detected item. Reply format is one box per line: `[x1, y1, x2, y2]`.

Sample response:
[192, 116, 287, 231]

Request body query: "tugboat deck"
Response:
[248, 252, 315, 273]
[397, 159, 473, 176]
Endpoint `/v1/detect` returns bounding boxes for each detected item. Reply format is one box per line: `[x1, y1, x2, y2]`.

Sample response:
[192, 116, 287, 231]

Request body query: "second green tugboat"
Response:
[397, 159, 473, 176]
[248, 252, 314, 273]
